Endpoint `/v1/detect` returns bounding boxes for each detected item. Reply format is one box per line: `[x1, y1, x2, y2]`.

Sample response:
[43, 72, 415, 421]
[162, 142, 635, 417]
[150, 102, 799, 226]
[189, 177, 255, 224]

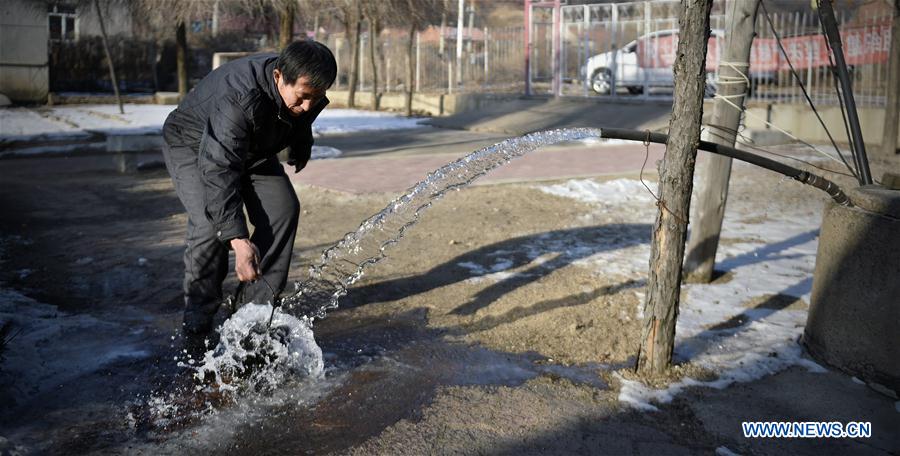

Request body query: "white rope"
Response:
[709, 61, 849, 166]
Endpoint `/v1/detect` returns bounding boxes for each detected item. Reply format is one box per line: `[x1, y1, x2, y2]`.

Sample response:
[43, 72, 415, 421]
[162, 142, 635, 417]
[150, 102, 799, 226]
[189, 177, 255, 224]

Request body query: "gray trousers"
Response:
[163, 144, 300, 320]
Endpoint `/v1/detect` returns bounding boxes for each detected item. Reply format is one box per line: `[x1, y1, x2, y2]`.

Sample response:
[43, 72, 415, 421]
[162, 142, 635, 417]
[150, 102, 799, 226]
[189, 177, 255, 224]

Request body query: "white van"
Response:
[583, 29, 775, 95]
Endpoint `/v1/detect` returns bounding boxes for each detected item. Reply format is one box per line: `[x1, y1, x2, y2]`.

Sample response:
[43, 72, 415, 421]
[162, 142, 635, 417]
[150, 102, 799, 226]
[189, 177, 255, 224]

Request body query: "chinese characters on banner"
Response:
[637, 24, 892, 71]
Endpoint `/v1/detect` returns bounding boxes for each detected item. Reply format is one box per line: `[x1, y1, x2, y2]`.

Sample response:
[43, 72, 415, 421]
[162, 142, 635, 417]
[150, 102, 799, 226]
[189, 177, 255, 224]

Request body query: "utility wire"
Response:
[759, 0, 859, 179]
[711, 91, 857, 171]
[702, 125, 858, 178]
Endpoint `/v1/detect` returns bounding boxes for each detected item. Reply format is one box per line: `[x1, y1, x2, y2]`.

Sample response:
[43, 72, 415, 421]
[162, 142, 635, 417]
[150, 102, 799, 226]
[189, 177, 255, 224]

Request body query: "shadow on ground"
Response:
[344, 223, 652, 317]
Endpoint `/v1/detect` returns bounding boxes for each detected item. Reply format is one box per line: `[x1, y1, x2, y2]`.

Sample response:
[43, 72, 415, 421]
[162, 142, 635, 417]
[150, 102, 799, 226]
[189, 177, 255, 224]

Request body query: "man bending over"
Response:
[162, 40, 336, 335]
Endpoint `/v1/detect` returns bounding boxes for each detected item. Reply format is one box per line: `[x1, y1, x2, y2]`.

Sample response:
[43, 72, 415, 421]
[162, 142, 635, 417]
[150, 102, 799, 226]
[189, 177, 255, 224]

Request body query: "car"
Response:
[583, 29, 776, 95]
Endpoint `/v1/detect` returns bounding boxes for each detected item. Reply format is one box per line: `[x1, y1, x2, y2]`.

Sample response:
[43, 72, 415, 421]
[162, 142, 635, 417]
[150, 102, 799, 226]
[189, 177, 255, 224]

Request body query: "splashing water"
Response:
[184, 128, 603, 397]
[193, 304, 323, 392]
[280, 128, 604, 319]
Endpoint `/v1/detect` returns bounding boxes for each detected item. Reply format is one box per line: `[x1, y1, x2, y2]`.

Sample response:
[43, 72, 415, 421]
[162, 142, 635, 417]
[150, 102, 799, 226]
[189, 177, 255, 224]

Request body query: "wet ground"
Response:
[0, 136, 898, 454]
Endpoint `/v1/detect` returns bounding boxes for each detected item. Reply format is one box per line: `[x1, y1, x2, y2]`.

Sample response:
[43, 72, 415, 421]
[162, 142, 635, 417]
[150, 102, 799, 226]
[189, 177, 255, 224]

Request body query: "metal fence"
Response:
[324, 25, 525, 96]
[549, 0, 893, 107]
[324, 1, 893, 108]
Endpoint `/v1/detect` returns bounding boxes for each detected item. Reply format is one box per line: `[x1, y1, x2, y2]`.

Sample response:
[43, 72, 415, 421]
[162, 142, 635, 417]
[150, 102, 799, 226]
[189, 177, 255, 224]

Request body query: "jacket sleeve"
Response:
[287, 96, 329, 173]
[287, 123, 314, 173]
[198, 95, 252, 244]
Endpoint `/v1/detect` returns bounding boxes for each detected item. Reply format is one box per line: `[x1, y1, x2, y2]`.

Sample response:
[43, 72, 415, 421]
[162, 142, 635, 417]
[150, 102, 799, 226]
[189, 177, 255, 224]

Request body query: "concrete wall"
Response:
[325, 90, 449, 116]
[77, 3, 133, 38]
[325, 91, 558, 117]
[744, 103, 900, 149]
[0, 0, 49, 103]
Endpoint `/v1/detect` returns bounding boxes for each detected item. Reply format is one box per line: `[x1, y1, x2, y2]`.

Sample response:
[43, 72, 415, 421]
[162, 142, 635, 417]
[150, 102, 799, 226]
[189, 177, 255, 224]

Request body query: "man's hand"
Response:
[230, 238, 261, 282]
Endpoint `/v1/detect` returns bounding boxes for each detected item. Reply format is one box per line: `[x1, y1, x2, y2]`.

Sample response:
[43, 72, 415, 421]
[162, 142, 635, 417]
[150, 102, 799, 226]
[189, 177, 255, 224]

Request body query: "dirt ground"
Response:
[0, 148, 897, 455]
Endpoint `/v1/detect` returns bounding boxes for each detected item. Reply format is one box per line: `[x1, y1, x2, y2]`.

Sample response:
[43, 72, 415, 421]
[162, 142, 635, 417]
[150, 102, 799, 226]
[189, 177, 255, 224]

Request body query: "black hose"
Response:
[598, 127, 852, 207]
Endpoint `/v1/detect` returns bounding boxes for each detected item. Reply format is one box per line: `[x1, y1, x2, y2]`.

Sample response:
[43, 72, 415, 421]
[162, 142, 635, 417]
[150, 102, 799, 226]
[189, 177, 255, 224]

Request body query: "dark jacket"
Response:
[162, 53, 328, 243]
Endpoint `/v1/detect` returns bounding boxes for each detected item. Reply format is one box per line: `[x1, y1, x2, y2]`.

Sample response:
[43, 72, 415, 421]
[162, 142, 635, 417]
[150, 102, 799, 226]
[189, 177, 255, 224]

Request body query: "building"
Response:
[0, 0, 134, 103]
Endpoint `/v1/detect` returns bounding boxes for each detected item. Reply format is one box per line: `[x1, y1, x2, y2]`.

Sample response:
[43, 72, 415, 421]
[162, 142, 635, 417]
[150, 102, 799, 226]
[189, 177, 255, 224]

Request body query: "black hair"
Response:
[275, 40, 337, 89]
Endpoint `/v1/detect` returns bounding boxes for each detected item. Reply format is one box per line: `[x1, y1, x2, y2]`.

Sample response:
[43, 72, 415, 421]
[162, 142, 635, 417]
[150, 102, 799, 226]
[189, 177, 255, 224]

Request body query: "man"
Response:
[162, 40, 336, 335]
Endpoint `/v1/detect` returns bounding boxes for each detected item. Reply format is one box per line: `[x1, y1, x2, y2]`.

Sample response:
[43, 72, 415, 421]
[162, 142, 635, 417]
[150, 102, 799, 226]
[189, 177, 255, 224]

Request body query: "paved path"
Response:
[301, 99, 675, 194]
[292, 139, 666, 194]
[425, 97, 673, 135]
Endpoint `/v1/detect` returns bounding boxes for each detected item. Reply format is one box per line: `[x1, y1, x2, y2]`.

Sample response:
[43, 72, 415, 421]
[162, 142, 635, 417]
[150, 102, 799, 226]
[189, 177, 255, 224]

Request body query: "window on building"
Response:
[48, 4, 77, 41]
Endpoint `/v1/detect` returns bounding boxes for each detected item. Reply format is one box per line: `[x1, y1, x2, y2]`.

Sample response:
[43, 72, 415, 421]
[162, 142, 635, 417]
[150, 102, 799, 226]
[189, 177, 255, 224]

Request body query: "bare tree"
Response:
[175, 21, 189, 97]
[439, 0, 449, 60]
[92, 0, 124, 113]
[333, 1, 362, 108]
[390, 0, 442, 116]
[636, 0, 713, 374]
[135, 0, 217, 99]
[362, 0, 386, 110]
[683, 0, 760, 283]
[276, 0, 296, 49]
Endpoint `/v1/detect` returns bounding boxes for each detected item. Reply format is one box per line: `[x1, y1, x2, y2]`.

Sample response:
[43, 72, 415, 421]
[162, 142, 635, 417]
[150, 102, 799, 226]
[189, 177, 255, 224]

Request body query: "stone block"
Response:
[805, 186, 900, 396]
[106, 134, 164, 152]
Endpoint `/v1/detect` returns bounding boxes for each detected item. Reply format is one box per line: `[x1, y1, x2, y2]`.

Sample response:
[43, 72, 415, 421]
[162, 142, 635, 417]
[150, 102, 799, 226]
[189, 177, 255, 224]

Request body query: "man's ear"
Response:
[273, 68, 282, 85]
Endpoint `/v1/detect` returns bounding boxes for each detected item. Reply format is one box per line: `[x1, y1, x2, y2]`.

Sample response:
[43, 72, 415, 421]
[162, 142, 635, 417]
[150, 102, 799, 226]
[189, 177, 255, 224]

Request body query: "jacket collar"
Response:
[264, 58, 289, 118]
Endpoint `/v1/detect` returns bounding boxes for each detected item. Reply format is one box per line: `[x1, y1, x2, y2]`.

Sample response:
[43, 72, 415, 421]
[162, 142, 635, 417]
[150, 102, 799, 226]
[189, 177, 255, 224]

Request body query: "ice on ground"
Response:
[311, 145, 343, 159]
[535, 178, 832, 410]
[0, 287, 152, 404]
[193, 303, 323, 392]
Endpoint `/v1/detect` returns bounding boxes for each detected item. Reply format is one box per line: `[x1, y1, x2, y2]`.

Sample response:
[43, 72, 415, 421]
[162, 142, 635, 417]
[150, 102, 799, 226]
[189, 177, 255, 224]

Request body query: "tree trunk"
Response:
[348, 9, 361, 108]
[94, 0, 123, 114]
[455, 0, 464, 89]
[439, 0, 448, 59]
[176, 21, 189, 99]
[368, 17, 380, 110]
[881, 0, 900, 156]
[152, 39, 161, 93]
[279, 1, 296, 50]
[212, 0, 220, 37]
[636, 0, 713, 375]
[312, 11, 320, 41]
[406, 22, 416, 116]
[684, 0, 760, 283]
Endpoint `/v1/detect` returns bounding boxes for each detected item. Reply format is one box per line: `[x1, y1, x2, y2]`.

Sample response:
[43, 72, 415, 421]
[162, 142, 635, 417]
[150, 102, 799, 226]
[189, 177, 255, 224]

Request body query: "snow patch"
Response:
[2, 105, 426, 144]
[537, 177, 836, 409]
[312, 109, 426, 136]
[537, 178, 656, 206]
[311, 145, 342, 159]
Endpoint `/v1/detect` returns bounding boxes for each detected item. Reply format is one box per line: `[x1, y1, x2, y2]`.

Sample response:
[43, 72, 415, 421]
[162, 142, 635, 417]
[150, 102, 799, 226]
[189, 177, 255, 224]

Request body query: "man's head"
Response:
[273, 40, 337, 117]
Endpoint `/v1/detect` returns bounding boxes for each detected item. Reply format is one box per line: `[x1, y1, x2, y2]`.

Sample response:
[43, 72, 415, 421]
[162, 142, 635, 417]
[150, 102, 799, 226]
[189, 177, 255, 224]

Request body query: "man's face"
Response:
[274, 70, 326, 117]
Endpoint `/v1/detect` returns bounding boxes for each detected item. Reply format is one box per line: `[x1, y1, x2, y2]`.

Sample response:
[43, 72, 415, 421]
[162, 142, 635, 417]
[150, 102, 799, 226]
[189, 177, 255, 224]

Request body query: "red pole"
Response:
[552, 0, 561, 96]
[524, 0, 531, 95]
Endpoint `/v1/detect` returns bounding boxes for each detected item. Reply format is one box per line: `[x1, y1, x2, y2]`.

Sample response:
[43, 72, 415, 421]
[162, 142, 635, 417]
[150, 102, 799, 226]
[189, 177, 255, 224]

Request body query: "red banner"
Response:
[637, 24, 891, 71]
